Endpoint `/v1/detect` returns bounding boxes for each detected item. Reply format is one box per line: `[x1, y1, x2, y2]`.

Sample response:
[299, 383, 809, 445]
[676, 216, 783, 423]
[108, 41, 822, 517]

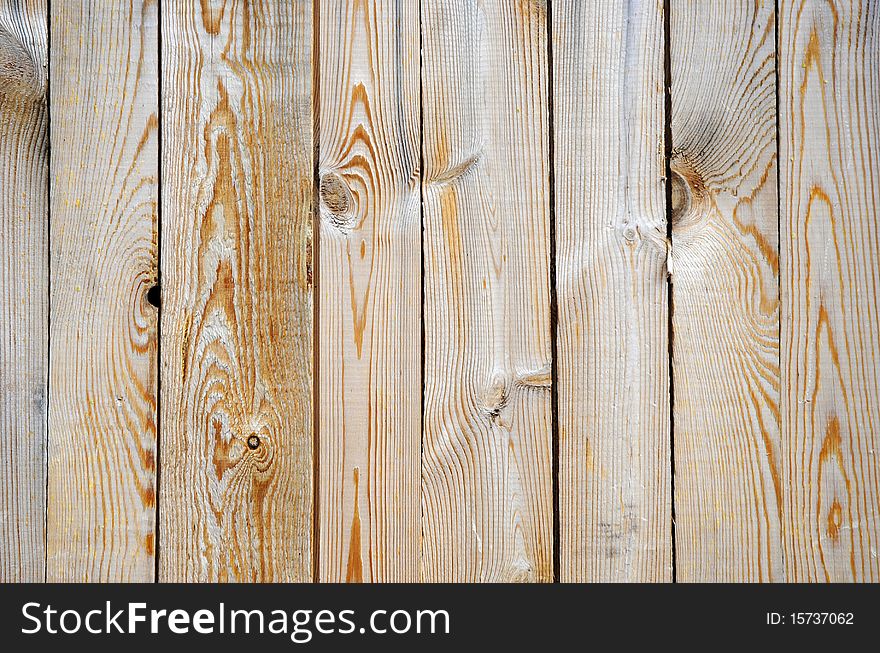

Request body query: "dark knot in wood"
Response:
[146, 285, 160, 308]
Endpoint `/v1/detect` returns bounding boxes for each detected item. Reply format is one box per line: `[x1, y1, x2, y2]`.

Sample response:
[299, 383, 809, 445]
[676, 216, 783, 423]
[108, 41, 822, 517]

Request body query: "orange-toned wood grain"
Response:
[670, 0, 782, 581]
[779, 0, 880, 582]
[317, 0, 421, 582]
[47, 0, 159, 582]
[421, 0, 553, 581]
[0, 0, 48, 583]
[159, 0, 314, 582]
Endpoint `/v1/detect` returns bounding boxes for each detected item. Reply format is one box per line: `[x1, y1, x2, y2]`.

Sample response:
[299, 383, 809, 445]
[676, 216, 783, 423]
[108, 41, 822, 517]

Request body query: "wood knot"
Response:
[670, 171, 691, 224]
[620, 223, 639, 244]
[482, 374, 511, 426]
[146, 285, 160, 308]
[827, 498, 843, 542]
[669, 156, 707, 232]
[426, 151, 483, 186]
[0, 26, 43, 100]
[319, 172, 355, 229]
[243, 430, 273, 473]
[515, 365, 552, 389]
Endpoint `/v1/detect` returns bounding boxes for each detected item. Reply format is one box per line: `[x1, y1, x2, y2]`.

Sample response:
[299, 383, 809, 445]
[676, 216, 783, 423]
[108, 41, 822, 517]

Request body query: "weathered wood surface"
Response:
[2, 0, 880, 585]
[554, 0, 672, 582]
[0, 0, 47, 583]
[779, 0, 880, 582]
[669, 0, 781, 582]
[47, 0, 159, 582]
[317, 0, 421, 582]
[159, 0, 314, 582]
[421, 0, 553, 582]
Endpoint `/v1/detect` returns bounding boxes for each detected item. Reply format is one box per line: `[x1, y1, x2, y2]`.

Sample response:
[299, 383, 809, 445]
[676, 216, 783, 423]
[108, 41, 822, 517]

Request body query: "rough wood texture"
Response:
[0, 0, 47, 583]
[670, 0, 781, 581]
[47, 0, 158, 582]
[554, 0, 672, 582]
[421, 0, 553, 582]
[317, 0, 420, 582]
[160, 0, 314, 582]
[779, 0, 880, 582]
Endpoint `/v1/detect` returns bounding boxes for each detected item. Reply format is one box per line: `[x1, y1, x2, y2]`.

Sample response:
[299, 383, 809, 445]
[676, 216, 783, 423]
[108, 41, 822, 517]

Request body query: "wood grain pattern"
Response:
[779, 0, 880, 582]
[317, 0, 420, 582]
[0, 0, 47, 583]
[554, 0, 672, 582]
[47, 0, 158, 582]
[159, 0, 314, 582]
[670, 0, 781, 581]
[421, 0, 553, 582]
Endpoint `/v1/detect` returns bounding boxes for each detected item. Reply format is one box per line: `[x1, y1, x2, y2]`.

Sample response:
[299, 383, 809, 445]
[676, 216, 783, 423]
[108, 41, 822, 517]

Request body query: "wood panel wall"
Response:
[0, 0, 877, 583]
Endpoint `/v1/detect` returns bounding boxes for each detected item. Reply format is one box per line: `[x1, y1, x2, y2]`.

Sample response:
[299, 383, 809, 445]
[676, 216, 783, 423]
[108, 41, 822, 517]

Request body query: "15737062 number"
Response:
[767, 612, 854, 625]
[792, 613, 853, 625]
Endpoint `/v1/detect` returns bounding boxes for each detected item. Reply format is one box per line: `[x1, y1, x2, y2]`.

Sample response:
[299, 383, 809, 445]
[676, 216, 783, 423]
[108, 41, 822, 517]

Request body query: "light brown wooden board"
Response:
[159, 0, 314, 582]
[47, 0, 159, 582]
[779, 0, 880, 582]
[421, 0, 553, 582]
[670, 0, 782, 581]
[554, 0, 672, 581]
[317, 0, 421, 582]
[0, 0, 48, 583]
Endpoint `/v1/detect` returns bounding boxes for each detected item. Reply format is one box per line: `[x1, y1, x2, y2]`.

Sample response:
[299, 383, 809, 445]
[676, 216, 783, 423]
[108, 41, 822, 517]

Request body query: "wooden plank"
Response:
[421, 0, 553, 582]
[670, 0, 781, 581]
[779, 0, 880, 582]
[317, 0, 420, 582]
[554, 0, 671, 582]
[0, 0, 48, 583]
[159, 0, 314, 582]
[46, 0, 158, 582]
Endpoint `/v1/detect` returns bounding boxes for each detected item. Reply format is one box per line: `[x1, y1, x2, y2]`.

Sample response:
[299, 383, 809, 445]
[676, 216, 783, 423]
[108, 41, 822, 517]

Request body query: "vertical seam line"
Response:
[774, 0, 785, 581]
[546, 0, 560, 585]
[663, 0, 677, 584]
[311, 0, 321, 584]
[418, 0, 425, 584]
[44, 0, 52, 585]
[154, 0, 164, 584]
